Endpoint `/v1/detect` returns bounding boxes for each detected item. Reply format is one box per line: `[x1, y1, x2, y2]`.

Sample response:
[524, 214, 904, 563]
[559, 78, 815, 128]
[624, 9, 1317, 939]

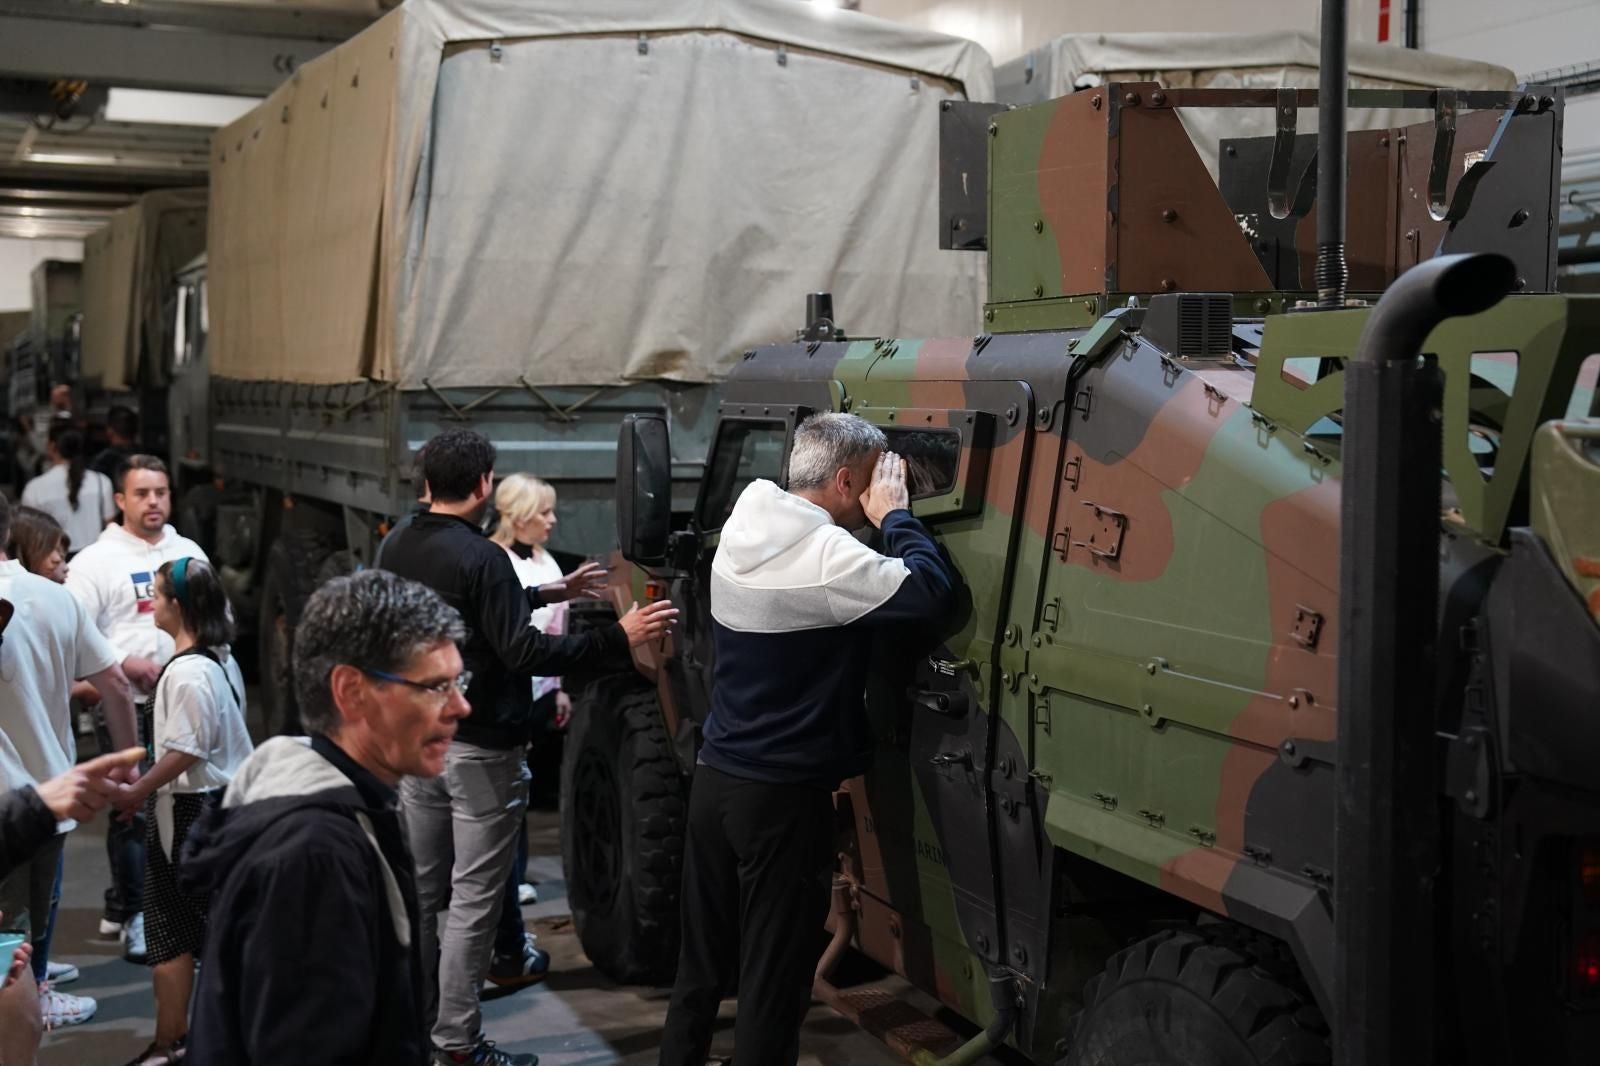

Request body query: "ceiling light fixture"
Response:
[103, 88, 259, 128]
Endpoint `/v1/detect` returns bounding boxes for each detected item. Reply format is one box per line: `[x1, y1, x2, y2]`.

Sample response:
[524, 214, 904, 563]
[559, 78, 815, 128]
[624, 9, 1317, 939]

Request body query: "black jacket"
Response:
[182, 735, 426, 1066]
[0, 787, 56, 881]
[378, 511, 628, 748]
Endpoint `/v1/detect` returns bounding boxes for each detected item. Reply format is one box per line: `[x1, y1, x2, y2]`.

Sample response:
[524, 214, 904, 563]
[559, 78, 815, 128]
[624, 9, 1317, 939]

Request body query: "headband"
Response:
[171, 556, 193, 607]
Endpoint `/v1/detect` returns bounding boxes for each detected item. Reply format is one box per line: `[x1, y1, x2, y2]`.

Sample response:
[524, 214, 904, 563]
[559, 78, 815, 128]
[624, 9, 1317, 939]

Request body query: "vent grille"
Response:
[1144, 293, 1233, 359]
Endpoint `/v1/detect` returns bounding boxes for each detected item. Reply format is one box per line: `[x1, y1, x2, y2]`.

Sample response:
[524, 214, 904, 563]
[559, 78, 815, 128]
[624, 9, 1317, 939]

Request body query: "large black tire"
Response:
[316, 549, 362, 587]
[175, 483, 221, 551]
[561, 683, 686, 985]
[1062, 925, 1330, 1066]
[255, 527, 335, 739]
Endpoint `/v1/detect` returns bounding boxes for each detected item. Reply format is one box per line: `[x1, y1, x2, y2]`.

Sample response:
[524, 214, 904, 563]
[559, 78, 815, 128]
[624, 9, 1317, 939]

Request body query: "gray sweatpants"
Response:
[401, 739, 530, 1053]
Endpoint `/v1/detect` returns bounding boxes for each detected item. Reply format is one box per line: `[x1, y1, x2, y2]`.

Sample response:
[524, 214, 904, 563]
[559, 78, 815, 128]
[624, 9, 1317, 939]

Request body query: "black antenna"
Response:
[1317, 0, 1349, 309]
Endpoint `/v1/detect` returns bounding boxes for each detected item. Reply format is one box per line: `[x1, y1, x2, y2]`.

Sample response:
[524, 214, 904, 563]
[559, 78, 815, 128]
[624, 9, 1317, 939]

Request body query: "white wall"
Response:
[1420, 0, 1600, 166]
[0, 238, 83, 313]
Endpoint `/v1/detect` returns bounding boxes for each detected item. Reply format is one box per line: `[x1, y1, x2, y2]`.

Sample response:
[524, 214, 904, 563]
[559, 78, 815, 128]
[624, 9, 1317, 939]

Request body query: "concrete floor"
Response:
[37, 805, 988, 1065]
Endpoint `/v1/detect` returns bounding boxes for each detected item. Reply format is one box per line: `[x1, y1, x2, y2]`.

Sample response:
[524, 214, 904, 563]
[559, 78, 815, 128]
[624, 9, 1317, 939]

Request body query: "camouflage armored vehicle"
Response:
[564, 64, 1600, 1066]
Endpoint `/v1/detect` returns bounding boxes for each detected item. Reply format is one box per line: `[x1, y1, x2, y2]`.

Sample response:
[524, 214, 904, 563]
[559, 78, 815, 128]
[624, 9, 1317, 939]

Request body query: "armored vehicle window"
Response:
[698, 419, 787, 530]
[882, 427, 961, 499]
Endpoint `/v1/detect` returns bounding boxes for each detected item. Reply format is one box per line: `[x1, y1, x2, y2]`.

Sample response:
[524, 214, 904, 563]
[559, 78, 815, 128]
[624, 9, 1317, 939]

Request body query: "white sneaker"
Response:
[122, 912, 147, 964]
[40, 984, 98, 1028]
[98, 917, 124, 938]
[517, 883, 537, 906]
[44, 959, 79, 985]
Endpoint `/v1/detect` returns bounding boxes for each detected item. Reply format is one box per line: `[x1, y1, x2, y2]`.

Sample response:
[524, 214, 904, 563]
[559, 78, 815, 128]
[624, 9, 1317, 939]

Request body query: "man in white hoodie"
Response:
[65, 454, 208, 959]
[659, 413, 958, 1066]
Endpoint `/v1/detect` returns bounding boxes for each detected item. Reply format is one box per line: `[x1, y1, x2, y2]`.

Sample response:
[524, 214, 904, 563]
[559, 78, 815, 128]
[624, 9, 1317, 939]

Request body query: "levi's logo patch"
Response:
[131, 571, 155, 613]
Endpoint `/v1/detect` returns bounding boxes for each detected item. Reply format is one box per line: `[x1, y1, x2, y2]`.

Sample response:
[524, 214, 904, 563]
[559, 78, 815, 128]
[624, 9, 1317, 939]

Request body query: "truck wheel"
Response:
[316, 550, 362, 586]
[561, 683, 685, 985]
[254, 529, 334, 738]
[1061, 925, 1329, 1066]
[175, 483, 221, 550]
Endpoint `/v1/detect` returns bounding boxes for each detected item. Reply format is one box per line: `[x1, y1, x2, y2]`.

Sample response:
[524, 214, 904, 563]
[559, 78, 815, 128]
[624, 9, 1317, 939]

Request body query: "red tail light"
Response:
[1577, 933, 1600, 993]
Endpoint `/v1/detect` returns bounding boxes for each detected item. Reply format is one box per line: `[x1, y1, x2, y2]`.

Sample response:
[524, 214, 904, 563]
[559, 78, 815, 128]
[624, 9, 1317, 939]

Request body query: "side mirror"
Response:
[617, 413, 672, 564]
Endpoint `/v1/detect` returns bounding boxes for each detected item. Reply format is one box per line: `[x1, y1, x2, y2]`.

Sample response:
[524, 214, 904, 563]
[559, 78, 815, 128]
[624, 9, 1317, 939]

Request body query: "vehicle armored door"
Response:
[843, 377, 1042, 989]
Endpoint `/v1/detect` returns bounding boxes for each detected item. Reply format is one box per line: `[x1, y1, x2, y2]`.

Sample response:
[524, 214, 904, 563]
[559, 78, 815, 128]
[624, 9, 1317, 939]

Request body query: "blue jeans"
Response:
[32, 847, 63, 984]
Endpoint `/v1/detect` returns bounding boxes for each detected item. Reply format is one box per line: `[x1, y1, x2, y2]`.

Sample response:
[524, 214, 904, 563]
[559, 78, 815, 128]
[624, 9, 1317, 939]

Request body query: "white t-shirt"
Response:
[152, 648, 254, 794]
[21, 464, 116, 555]
[65, 523, 209, 696]
[0, 560, 120, 803]
[504, 546, 566, 702]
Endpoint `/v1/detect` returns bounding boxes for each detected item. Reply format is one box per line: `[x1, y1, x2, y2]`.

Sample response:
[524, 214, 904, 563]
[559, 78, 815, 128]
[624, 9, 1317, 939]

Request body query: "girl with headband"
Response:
[113, 557, 253, 1066]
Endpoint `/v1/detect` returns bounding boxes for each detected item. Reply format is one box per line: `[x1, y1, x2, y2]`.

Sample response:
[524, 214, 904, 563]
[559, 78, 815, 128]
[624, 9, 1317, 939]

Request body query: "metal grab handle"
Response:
[929, 750, 972, 768]
[929, 656, 974, 677]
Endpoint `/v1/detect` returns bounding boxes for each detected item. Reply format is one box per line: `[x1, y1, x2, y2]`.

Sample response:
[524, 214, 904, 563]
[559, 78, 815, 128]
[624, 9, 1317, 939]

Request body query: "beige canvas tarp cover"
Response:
[996, 31, 1517, 176]
[208, 0, 993, 387]
[81, 188, 208, 391]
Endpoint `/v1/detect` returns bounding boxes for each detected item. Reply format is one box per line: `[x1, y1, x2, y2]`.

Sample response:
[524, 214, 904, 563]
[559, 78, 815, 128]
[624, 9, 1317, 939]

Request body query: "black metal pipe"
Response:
[1336, 252, 1515, 1066]
[1559, 242, 1600, 266]
[1404, 0, 1421, 49]
[1317, 0, 1349, 309]
[1352, 253, 1517, 364]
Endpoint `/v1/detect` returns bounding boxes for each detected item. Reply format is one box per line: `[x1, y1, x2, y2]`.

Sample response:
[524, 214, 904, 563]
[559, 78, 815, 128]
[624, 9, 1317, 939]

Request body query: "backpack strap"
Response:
[161, 645, 242, 709]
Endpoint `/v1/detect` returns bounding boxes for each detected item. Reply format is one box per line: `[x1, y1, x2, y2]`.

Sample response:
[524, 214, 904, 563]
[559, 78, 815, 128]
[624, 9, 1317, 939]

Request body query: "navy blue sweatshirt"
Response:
[702, 480, 957, 789]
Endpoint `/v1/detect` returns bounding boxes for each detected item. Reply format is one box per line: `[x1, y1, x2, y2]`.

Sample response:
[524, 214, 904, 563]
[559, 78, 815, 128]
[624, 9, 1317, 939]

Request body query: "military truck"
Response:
[160, 0, 992, 733]
[569, 56, 1600, 1066]
[78, 188, 207, 452]
[3, 259, 83, 485]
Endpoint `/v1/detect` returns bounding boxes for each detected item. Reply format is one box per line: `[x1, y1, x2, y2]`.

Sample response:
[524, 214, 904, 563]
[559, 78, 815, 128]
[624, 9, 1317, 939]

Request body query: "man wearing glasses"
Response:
[183, 569, 471, 1065]
[379, 429, 677, 1066]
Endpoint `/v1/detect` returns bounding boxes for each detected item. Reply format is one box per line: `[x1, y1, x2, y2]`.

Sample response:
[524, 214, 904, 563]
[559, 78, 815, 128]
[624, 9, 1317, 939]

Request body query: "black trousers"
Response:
[658, 766, 834, 1066]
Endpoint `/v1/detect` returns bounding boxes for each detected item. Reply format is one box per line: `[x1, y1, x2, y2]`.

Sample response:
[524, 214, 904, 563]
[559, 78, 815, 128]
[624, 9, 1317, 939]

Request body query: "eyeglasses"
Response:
[360, 667, 472, 704]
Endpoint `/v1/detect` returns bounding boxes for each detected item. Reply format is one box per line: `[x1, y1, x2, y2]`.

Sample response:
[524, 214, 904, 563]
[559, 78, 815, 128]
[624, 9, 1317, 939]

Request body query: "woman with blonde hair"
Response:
[486, 473, 585, 988]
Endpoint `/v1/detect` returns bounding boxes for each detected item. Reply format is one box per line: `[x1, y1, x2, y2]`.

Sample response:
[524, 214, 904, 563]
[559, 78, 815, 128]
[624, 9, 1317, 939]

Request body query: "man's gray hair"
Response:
[293, 569, 466, 735]
[786, 413, 887, 491]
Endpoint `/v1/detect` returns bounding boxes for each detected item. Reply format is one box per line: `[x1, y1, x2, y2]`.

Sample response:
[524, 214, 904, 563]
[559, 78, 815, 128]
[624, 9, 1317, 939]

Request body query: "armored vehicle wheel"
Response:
[255, 528, 334, 738]
[1061, 926, 1329, 1066]
[561, 682, 685, 985]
